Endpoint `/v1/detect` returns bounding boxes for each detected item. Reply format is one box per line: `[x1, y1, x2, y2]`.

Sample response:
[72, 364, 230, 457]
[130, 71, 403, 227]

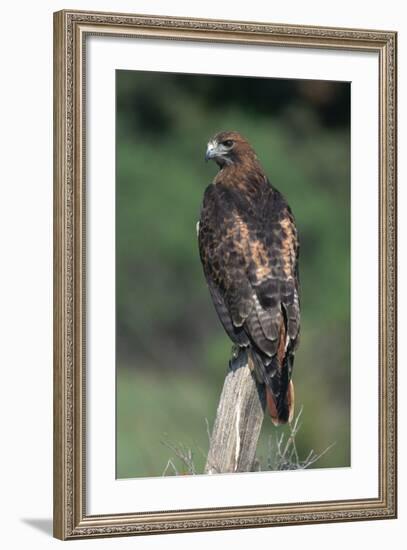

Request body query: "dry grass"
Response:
[262, 407, 335, 471]
[161, 407, 335, 475]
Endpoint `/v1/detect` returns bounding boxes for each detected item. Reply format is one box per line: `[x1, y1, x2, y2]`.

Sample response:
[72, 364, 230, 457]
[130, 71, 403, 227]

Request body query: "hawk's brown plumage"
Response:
[198, 131, 300, 425]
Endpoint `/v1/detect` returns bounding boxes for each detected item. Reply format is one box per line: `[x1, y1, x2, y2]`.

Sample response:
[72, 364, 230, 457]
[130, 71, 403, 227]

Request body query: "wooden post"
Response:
[205, 349, 266, 474]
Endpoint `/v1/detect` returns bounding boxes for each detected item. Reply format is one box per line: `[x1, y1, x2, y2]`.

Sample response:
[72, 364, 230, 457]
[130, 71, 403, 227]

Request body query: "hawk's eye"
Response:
[222, 140, 234, 148]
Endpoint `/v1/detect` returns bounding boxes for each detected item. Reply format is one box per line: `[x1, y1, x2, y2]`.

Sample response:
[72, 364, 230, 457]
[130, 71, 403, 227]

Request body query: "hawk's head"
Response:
[205, 131, 258, 168]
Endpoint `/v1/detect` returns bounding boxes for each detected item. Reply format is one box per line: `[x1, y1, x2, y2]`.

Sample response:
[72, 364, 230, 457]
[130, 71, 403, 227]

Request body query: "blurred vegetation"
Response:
[116, 70, 350, 479]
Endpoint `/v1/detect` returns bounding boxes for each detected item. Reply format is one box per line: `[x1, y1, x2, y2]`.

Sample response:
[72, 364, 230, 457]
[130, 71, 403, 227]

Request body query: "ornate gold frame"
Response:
[53, 9, 397, 540]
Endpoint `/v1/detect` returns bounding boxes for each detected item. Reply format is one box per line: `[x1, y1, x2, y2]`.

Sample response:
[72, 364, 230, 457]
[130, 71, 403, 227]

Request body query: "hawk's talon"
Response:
[231, 344, 240, 360]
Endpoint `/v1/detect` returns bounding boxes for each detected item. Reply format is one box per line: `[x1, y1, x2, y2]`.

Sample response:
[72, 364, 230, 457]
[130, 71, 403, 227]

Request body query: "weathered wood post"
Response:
[205, 349, 266, 474]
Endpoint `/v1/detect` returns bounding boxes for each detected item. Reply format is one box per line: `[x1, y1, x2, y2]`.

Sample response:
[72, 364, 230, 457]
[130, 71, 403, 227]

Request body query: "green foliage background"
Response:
[116, 70, 350, 478]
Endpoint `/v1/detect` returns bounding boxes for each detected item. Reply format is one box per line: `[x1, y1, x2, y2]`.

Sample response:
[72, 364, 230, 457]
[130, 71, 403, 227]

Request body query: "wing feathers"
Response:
[198, 179, 300, 371]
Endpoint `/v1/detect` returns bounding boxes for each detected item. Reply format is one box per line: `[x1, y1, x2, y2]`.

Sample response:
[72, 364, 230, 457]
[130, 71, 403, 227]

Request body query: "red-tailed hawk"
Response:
[198, 131, 300, 425]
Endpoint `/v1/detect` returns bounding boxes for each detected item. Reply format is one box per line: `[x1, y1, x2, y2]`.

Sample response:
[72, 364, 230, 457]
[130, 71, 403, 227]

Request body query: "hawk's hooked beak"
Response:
[205, 141, 217, 162]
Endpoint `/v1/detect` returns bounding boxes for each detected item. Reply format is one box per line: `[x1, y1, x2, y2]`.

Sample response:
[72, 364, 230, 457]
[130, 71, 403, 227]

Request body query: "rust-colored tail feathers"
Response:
[266, 380, 295, 426]
[249, 347, 295, 425]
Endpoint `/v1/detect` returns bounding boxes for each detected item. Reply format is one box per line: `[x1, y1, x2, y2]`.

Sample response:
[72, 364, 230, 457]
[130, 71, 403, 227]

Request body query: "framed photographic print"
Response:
[53, 9, 397, 540]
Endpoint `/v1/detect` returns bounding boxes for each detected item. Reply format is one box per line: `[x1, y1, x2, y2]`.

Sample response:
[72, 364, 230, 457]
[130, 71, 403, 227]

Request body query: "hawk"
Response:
[198, 131, 300, 425]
